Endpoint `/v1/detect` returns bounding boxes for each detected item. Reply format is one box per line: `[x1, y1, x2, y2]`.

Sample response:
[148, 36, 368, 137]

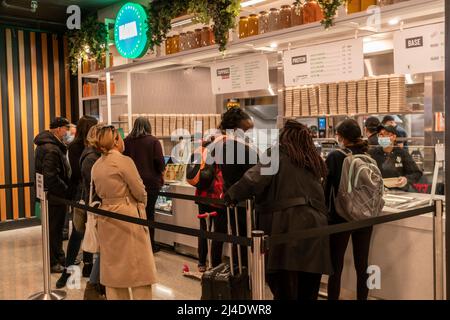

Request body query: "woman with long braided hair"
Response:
[225, 120, 332, 300]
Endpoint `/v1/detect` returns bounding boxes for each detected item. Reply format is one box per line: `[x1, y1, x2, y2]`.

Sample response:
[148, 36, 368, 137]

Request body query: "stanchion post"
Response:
[251, 230, 265, 300]
[433, 199, 444, 300]
[28, 191, 66, 300]
[246, 200, 253, 280]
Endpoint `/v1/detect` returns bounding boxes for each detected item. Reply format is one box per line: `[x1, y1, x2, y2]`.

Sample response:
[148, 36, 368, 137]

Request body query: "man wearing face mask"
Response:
[368, 125, 422, 191]
[34, 117, 72, 273]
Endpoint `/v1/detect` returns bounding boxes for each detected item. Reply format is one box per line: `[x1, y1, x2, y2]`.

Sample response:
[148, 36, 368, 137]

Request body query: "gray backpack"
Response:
[333, 150, 384, 221]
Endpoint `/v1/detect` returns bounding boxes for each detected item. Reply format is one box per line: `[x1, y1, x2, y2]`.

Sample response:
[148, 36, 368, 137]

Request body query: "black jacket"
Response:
[369, 146, 422, 190]
[123, 135, 165, 192]
[34, 131, 70, 199]
[325, 146, 366, 224]
[80, 146, 101, 204]
[68, 140, 85, 200]
[226, 149, 333, 275]
[217, 137, 259, 192]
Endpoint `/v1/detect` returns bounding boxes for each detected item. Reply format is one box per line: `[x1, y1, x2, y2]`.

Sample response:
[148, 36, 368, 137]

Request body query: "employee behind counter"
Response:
[369, 125, 423, 191]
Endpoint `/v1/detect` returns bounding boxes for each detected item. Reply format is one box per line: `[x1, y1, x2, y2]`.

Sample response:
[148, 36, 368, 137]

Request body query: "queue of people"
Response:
[33, 109, 423, 301]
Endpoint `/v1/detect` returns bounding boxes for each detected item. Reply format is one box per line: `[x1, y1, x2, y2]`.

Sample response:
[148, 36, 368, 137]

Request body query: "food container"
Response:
[194, 29, 202, 48]
[248, 14, 259, 37]
[347, 0, 361, 13]
[179, 32, 187, 52]
[303, 0, 324, 24]
[201, 27, 211, 46]
[258, 11, 269, 34]
[361, 0, 377, 10]
[172, 34, 180, 53]
[186, 31, 196, 50]
[165, 36, 172, 55]
[239, 16, 249, 38]
[280, 5, 292, 29]
[268, 8, 280, 32]
[291, 3, 303, 26]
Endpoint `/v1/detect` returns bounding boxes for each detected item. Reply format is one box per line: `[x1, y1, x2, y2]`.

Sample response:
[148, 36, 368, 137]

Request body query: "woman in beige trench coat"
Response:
[92, 125, 157, 300]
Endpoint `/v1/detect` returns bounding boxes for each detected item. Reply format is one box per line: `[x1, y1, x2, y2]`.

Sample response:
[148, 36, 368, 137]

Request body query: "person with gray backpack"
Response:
[325, 119, 384, 300]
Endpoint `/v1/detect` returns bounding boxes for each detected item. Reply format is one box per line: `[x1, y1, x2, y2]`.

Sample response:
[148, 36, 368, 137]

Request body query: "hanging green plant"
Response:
[147, 0, 240, 52]
[66, 16, 108, 75]
[318, 0, 347, 29]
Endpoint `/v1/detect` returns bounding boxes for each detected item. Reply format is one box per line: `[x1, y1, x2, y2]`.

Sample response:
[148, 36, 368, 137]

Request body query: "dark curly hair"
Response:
[219, 107, 251, 131]
[280, 120, 327, 179]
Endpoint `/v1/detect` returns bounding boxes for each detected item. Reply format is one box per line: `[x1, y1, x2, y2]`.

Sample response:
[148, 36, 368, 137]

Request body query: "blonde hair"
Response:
[96, 125, 120, 154]
[86, 123, 103, 148]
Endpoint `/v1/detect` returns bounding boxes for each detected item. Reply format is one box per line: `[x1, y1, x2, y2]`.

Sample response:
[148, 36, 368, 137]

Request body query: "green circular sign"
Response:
[114, 2, 149, 59]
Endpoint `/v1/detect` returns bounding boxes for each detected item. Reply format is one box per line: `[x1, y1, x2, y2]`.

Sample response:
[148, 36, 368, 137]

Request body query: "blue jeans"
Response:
[90, 254, 100, 284]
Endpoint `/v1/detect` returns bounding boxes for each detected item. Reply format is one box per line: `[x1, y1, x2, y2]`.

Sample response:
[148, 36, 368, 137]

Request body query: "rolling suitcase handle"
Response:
[234, 207, 243, 275]
[198, 211, 218, 270]
[226, 207, 235, 276]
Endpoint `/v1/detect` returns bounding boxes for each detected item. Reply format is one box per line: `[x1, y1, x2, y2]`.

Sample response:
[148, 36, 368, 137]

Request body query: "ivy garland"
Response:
[317, 0, 347, 29]
[147, 0, 240, 52]
[66, 16, 108, 75]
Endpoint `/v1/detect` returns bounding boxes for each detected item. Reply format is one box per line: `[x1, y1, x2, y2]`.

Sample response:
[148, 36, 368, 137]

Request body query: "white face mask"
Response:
[64, 132, 74, 144]
[378, 137, 392, 148]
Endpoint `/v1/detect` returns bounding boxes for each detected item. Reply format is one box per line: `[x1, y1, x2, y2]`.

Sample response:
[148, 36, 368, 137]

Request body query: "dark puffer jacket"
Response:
[226, 149, 333, 275]
[80, 146, 101, 204]
[34, 131, 70, 199]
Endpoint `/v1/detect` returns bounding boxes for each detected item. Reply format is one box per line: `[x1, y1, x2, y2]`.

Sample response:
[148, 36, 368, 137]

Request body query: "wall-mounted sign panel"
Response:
[394, 23, 444, 75]
[283, 38, 364, 86]
[211, 55, 270, 95]
[114, 2, 149, 59]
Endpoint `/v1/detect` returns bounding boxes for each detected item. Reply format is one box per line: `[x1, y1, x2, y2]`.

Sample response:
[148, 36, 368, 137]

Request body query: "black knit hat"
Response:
[336, 119, 362, 142]
[50, 117, 70, 129]
[365, 116, 381, 131]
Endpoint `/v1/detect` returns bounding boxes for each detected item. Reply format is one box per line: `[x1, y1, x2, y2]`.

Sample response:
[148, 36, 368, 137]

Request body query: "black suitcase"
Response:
[201, 207, 252, 300]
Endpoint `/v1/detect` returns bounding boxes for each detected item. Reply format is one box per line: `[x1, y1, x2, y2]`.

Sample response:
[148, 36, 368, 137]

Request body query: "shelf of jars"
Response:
[85, 0, 443, 76]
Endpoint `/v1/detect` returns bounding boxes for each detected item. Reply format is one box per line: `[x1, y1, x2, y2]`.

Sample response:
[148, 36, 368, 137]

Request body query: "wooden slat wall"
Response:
[0, 27, 73, 222]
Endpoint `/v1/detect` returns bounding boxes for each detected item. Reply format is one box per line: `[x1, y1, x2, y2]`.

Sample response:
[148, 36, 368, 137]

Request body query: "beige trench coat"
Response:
[92, 150, 157, 288]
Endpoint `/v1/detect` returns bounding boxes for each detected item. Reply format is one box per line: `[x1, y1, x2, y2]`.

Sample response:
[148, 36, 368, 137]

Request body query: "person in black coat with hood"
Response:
[225, 120, 333, 300]
[56, 116, 98, 288]
[34, 117, 72, 272]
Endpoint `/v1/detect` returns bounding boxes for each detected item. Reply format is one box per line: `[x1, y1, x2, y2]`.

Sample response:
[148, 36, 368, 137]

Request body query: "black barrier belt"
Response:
[0, 182, 35, 190]
[47, 195, 252, 247]
[268, 204, 436, 246]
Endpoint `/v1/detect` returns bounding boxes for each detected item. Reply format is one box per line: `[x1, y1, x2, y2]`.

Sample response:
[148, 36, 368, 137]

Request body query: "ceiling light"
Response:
[270, 42, 278, 48]
[388, 18, 400, 26]
[241, 0, 266, 8]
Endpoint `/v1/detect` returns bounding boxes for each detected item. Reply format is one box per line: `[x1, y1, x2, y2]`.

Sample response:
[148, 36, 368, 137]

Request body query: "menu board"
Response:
[394, 23, 445, 75]
[211, 55, 269, 94]
[283, 38, 364, 86]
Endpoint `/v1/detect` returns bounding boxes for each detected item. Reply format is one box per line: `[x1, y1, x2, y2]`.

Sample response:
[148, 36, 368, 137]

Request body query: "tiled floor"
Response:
[0, 226, 274, 300]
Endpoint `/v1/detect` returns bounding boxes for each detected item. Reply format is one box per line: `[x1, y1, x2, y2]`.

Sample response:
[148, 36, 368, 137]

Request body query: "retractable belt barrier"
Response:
[47, 194, 252, 247]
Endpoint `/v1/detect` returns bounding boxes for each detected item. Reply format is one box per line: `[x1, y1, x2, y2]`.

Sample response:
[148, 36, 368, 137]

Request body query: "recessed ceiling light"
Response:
[389, 18, 400, 26]
[270, 42, 278, 48]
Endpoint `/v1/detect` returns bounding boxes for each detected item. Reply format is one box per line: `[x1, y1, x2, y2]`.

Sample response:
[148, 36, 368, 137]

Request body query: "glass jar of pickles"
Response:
[268, 8, 280, 32]
[179, 32, 187, 51]
[165, 36, 172, 55]
[248, 14, 259, 37]
[172, 34, 180, 53]
[239, 16, 249, 39]
[201, 27, 211, 47]
[194, 29, 202, 48]
[280, 5, 292, 29]
[303, 0, 324, 24]
[291, 3, 303, 26]
[186, 31, 196, 50]
[259, 11, 269, 34]
[361, 0, 377, 10]
[347, 0, 361, 13]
